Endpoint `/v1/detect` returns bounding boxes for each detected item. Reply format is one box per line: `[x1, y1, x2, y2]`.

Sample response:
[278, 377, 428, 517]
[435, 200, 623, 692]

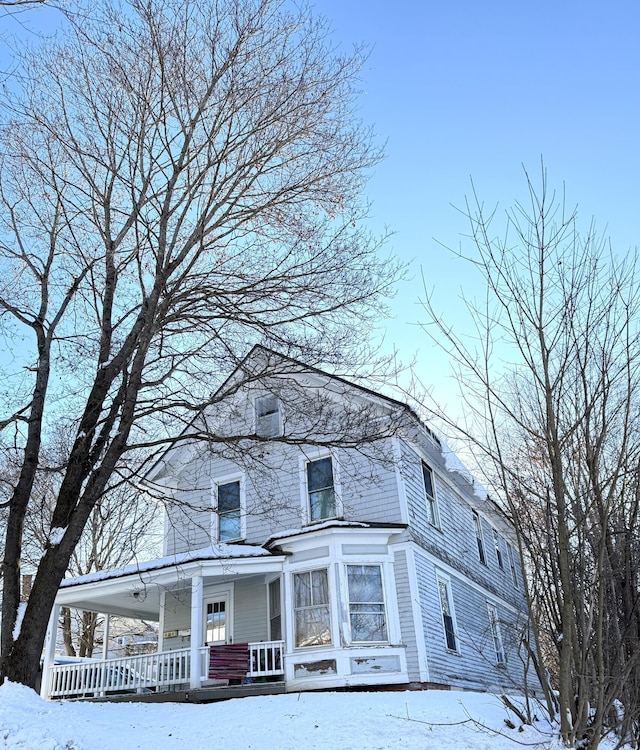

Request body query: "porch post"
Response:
[102, 613, 110, 661]
[190, 575, 203, 689]
[40, 603, 60, 699]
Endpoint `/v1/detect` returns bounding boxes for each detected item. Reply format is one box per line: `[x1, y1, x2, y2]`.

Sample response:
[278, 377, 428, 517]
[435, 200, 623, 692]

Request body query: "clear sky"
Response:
[2, 0, 639, 420]
[315, 0, 640, 417]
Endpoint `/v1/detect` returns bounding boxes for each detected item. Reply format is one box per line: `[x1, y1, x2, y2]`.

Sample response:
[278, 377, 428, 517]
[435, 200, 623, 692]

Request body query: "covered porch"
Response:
[42, 545, 286, 700]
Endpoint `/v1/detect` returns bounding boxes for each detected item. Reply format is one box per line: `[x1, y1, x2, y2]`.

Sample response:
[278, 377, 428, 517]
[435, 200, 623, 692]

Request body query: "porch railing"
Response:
[46, 641, 285, 699]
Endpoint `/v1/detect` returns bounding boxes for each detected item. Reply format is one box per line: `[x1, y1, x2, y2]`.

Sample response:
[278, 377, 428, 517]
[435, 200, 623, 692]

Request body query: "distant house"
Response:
[42, 347, 534, 700]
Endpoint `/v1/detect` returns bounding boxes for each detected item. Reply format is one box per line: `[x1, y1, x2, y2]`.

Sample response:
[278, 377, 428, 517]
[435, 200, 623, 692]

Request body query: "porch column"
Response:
[40, 603, 60, 699]
[102, 614, 110, 661]
[189, 575, 203, 689]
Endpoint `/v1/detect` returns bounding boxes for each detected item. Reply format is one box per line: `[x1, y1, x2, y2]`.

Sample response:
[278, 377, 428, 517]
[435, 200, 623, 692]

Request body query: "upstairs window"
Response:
[473, 511, 486, 565]
[307, 457, 336, 522]
[493, 529, 504, 569]
[421, 462, 439, 526]
[437, 577, 458, 652]
[508, 543, 520, 588]
[487, 604, 506, 664]
[255, 395, 281, 437]
[216, 480, 241, 541]
[347, 565, 388, 642]
[293, 569, 331, 647]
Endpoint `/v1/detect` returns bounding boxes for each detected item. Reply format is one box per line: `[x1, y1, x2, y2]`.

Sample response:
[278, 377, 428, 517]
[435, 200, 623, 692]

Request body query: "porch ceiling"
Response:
[55, 553, 285, 619]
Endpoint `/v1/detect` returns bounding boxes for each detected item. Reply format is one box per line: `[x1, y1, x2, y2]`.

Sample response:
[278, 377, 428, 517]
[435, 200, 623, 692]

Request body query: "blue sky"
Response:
[315, 0, 640, 414]
[2, 0, 639, 417]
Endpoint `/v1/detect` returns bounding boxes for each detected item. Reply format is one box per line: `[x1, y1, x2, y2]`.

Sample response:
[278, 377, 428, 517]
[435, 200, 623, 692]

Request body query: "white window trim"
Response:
[254, 394, 282, 437]
[508, 543, 520, 588]
[487, 602, 506, 665]
[344, 563, 390, 645]
[421, 461, 440, 527]
[299, 451, 342, 525]
[493, 528, 504, 569]
[211, 473, 246, 542]
[291, 566, 333, 650]
[473, 511, 487, 565]
[436, 572, 460, 654]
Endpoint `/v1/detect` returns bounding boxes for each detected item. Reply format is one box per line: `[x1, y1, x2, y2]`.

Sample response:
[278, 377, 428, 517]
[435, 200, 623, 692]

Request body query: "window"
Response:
[293, 569, 331, 647]
[493, 529, 504, 569]
[347, 565, 388, 642]
[437, 577, 458, 652]
[255, 395, 281, 437]
[487, 604, 505, 664]
[473, 511, 486, 565]
[508, 543, 520, 588]
[306, 457, 336, 522]
[422, 462, 438, 526]
[268, 578, 282, 641]
[216, 480, 241, 541]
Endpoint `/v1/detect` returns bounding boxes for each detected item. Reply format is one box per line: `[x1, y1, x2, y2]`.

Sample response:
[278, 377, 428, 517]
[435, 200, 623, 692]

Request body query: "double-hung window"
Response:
[422, 462, 438, 526]
[216, 480, 242, 541]
[493, 529, 504, 569]
[347, 565, 388, 642]
[487, 604, 506, 664]
[473, 511, 486, 565]
[293, 569, 331, 647]
[508, 543, 520, 588]
[306, 457, 336, 522]
[437, 576, 458, 652]
[255, 395, 281, 437]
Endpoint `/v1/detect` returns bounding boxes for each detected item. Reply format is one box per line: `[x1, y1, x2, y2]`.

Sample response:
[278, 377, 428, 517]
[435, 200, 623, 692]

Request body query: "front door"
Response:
[204, 593, 231, 645]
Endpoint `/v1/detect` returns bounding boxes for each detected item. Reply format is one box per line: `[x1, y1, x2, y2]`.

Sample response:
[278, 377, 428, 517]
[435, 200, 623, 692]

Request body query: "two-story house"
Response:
[42, 347, 534, 700]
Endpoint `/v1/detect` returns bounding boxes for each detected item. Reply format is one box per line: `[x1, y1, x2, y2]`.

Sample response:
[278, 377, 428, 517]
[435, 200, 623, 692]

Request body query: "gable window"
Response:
[487, 604, 506, 664]
[216, 480, 241, 541]
[255, 395, 281, 437]
[347, 565, 388, 642]
[307, 457, 336, 522]
[437, 576, 458, 652]
[473, 511, 486, 565]
[293, 569, 331, 647]
[508, 543, 520, 588]
[493, 529, 504, 569]
[421, 462, 439, 526]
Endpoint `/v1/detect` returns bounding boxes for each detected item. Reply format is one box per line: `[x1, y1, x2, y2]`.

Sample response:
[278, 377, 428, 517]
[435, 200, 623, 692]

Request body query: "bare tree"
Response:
[420, 166, 640, 748]
[0, 0, 402, 688]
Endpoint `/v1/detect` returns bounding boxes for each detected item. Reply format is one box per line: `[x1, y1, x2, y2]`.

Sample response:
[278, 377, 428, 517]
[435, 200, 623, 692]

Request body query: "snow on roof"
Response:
[60, 543, 272, 588]
[439, 439, 491, 502]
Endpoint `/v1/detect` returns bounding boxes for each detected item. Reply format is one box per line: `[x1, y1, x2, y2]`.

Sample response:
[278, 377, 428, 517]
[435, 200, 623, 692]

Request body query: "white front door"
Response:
[204, 592, 231, 645]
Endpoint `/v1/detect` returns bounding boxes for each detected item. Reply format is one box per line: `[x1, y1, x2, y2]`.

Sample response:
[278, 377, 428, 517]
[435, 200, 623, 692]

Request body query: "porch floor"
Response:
[85, 681, 287, 704]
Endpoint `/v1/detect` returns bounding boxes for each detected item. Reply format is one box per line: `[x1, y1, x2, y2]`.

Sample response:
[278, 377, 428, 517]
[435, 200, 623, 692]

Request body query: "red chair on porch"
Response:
[208, 643, 250, 681]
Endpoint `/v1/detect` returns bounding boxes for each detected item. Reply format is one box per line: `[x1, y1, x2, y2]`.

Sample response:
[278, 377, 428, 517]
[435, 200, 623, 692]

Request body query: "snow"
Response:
[11, 603, 26, 641]
[267, 519, 370, 543]
[0, 681, 559, 750]
[48, 527, 66, 546]
[59, 544, 271, 588]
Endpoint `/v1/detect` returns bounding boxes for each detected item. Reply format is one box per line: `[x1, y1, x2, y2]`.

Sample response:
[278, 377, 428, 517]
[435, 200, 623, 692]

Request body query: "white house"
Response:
[42, 347, 535, 700]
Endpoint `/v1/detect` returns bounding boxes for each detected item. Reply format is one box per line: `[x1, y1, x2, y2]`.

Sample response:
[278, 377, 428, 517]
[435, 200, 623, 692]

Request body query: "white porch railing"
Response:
[47, 641, 285, 699]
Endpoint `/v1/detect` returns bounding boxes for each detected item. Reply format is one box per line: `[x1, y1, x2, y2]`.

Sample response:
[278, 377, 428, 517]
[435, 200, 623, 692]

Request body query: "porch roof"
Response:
[55, 544, 284, 619]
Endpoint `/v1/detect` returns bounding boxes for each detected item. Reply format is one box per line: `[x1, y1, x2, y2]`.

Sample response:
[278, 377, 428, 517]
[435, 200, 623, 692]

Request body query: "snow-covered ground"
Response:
[0, 680, 602, 750]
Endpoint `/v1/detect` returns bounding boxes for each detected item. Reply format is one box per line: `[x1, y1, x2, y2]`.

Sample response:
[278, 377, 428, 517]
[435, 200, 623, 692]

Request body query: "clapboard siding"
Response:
[392, 549, 420, 681]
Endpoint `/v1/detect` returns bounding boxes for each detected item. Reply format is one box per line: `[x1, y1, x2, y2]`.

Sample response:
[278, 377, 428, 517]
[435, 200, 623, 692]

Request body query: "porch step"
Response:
[87, 681, 286, 704]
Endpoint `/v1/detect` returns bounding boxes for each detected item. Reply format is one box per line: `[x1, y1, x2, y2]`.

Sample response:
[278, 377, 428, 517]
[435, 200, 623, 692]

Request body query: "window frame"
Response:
[303, 454, 340, 524]
[436, 574, 459, 653]
[212, 475, 245, 542]
[346, 564, 389, 644]
[254, 394, 282, 438]
[487, 603, 506, 665]
[473, 510, 487, 565]
[508, 543, 520, 588]
[421, 461, 439, 527]
[493, 529, 504, 569]
[292, 567, 332, 649]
